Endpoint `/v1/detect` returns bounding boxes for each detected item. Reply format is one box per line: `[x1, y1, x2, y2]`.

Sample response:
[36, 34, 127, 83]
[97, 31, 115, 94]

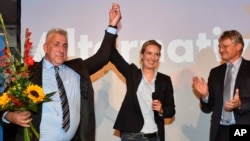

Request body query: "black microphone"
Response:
[152, 92, 160, 117]
[152, 92, 158, 100]
[152, 92, 159, 117]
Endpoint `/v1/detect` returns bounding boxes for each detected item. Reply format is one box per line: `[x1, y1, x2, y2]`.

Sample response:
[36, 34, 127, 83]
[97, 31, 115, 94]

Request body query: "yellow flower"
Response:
[25, 85, 45, 103]
[0, 93, 11, 108]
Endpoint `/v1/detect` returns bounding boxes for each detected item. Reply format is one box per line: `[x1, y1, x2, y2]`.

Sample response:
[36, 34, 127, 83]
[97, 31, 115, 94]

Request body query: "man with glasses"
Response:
[192, 30, 250, 141]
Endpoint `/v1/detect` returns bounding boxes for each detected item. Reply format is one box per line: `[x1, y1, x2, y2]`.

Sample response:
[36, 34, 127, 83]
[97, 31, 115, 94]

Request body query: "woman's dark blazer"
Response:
[1, 30, 117, 141]
[110, 48, 176, 141]
[200, 58, 250, 141]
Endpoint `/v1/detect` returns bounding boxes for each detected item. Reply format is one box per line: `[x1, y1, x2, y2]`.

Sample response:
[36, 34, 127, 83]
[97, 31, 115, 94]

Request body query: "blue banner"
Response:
[0, 33, 4, 55]
[0, 33, 3, 141]
[0, 33, 4, 93]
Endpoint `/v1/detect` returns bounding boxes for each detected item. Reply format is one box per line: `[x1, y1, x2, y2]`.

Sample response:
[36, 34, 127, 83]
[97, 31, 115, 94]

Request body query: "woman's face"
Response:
[140, 44, 160, 70]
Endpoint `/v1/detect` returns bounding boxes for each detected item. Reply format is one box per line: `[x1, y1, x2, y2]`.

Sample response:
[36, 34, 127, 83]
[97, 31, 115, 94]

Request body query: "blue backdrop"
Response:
[0, 33, 4, 141]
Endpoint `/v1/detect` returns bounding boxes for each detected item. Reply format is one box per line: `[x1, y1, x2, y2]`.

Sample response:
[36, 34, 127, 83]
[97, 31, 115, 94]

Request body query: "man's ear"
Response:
[43, 43, 47, 53]
[236, 43, 242, 52]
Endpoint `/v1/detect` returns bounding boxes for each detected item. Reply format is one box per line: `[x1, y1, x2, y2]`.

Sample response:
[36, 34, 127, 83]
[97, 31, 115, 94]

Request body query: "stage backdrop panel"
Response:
[21, 1, 250, 141]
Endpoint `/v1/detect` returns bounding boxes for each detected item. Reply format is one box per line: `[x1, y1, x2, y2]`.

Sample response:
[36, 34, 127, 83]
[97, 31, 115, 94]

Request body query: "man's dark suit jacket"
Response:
[110, 49, 176, 141]
[1, 30, 117, 141]
[200, 58, 250, 141]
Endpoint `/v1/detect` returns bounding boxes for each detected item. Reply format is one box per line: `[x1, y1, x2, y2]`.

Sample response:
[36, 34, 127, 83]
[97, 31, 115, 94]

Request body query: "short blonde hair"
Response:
[140, 40, 162, 56]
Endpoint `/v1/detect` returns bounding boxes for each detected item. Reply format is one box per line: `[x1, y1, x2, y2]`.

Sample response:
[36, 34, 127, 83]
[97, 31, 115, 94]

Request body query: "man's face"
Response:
[43, 33, 68, 66]
[218, 38, 241, 63]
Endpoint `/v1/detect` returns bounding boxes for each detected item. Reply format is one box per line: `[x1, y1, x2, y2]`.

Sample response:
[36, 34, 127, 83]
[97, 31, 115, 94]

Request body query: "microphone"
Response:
[152, 92, 159, 117]
[152, 92, 163, 117]
[152, 92, 158, 100]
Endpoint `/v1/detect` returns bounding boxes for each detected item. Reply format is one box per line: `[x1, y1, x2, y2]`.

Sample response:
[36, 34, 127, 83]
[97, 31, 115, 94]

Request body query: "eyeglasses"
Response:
[218, 43, 235, 50]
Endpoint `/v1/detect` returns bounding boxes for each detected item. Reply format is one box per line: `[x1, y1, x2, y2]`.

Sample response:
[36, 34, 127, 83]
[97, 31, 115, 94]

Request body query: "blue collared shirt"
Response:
[220, 57, 242, 125]
[39, 58, 81, 141]
[137, 69, 158, 133]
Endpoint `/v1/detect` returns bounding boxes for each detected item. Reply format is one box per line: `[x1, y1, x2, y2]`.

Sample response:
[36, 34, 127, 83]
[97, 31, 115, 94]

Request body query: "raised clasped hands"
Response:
[192, 76, 209, 99]
[224, 89, 241, 112]
[109, 3, 122, 27]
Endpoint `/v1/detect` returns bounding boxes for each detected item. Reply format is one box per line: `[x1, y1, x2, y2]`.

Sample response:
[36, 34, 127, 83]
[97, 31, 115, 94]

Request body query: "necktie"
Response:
[222, 63, 233, 124]
[54, 66, 70, 132]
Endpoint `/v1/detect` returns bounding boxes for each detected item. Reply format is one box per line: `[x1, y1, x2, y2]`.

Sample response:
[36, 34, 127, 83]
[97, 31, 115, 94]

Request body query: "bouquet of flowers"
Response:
[0, 13, 55, 141]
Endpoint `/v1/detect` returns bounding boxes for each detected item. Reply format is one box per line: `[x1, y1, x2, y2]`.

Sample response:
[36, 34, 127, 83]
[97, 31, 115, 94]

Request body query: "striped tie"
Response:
[54, 66, 70, 132]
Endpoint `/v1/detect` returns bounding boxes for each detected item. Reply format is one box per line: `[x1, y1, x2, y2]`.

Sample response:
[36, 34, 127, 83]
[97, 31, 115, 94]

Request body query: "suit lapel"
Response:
[234, 59, 247, 91]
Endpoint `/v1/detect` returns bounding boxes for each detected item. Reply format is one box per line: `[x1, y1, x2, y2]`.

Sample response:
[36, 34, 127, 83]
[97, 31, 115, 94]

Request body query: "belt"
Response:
[122, 132, 158, 138]
[142, 132, 158, 138]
